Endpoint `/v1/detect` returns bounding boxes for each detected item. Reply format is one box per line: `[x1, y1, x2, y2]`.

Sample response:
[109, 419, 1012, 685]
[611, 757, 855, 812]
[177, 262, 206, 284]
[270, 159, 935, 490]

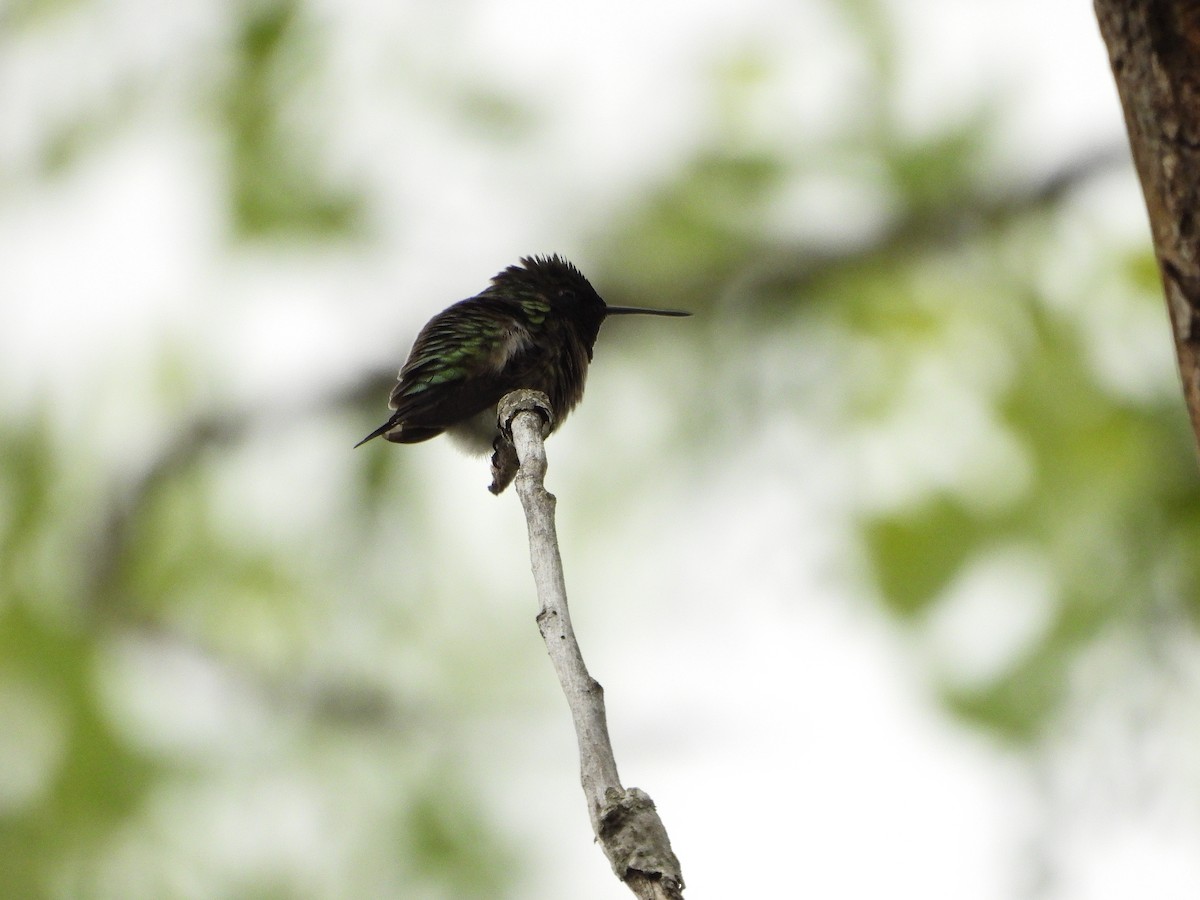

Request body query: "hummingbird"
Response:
[356, 254, 690, 492]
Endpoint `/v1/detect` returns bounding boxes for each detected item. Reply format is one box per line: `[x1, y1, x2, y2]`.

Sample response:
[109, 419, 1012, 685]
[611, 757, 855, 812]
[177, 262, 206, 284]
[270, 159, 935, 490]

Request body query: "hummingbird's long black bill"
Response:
[604, 306, 691, 317]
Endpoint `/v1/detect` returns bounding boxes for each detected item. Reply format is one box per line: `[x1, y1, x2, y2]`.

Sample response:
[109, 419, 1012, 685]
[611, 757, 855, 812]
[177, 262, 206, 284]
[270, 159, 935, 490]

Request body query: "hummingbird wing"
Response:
[383, 296, 536, 441]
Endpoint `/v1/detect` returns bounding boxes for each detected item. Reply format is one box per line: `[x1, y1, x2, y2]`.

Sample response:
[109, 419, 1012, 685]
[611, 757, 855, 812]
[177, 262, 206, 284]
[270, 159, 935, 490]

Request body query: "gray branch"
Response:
[498, 390, 685, 899]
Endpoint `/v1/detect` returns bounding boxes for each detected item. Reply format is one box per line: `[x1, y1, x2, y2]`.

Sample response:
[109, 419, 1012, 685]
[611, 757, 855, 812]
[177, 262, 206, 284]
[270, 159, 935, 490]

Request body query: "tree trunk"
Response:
[1095, 1, 1200, 455]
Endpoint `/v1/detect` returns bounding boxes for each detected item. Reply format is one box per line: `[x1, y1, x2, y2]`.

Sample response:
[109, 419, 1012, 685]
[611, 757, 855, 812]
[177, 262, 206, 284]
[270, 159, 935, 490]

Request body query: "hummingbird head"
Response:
[494, 255, 607, 319]
[496, 255, 691, 336]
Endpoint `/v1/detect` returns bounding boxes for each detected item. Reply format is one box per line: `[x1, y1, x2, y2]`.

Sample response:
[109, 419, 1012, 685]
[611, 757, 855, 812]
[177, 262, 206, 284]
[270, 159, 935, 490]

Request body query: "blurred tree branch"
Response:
[1096, 0, 1200, 456]
[742, 143, 1130, 303]
[85, 375, 390, 616]
[499, 390, 684, 899]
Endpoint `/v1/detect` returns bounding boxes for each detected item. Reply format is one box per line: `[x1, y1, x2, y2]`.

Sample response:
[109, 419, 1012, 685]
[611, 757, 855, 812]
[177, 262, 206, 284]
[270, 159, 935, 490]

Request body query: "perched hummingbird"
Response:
[356, 254, 690, 492]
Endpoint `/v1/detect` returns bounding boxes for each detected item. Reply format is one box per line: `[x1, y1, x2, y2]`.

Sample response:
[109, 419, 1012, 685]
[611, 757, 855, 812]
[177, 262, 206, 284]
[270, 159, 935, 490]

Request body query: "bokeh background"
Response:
[4, 0, 1200, 897]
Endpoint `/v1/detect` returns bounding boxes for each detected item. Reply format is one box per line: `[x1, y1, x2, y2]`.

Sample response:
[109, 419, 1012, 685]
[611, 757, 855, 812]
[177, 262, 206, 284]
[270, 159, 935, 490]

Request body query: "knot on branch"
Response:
[598, 787, 685, 893]
[498, 389, 555, 441]
[490, 390, 555, 495]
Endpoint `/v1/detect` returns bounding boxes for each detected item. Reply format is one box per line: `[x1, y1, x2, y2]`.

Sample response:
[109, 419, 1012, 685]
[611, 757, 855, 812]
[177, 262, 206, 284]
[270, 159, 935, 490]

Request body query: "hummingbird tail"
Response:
[354, 418, 397, 448]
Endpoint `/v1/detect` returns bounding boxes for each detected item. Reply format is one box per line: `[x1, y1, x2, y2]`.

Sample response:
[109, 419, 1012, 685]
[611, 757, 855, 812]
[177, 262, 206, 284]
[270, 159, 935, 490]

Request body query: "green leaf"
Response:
[864, 496, 992, 618]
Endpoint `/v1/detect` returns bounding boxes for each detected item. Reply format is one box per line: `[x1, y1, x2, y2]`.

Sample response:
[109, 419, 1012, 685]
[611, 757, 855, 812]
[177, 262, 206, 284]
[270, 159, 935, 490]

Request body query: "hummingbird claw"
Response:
[489, 436, 520, 495]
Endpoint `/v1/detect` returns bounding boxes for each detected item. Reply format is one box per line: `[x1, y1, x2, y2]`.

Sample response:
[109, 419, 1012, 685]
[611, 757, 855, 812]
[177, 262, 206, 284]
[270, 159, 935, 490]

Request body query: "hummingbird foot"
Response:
[489, 390, 555, 494]
[488, 435, 520, 495]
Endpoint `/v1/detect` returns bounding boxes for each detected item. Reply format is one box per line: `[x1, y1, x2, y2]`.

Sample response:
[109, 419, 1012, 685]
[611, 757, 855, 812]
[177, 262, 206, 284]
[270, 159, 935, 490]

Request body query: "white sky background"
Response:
[4, 0, 1200, 898]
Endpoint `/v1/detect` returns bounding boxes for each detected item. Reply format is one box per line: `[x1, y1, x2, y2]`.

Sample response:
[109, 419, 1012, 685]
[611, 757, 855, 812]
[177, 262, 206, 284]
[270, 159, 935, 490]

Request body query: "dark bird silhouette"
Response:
[357, 255, 690, 491]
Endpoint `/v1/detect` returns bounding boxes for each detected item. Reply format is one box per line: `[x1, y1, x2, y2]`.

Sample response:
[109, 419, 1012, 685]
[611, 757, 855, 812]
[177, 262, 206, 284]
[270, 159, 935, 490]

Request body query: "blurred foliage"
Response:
[866, 495, 992, 618]
[1, 0, 1193, 895]
[1, 0, 83, 31]
[223, 0, 364, 236]
[0, 422, 159, 895]
[586, 11, 1198, 753]
[0, 407, 518, 894]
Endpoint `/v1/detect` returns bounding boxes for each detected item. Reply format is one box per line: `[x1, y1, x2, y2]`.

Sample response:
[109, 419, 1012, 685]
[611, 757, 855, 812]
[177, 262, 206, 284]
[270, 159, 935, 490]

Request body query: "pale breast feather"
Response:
[488, 324, 533, 372]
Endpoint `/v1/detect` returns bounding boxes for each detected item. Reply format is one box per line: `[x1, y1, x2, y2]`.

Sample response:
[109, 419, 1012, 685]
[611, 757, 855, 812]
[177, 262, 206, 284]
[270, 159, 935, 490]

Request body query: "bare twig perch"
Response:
[498, 390, 685, 899]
